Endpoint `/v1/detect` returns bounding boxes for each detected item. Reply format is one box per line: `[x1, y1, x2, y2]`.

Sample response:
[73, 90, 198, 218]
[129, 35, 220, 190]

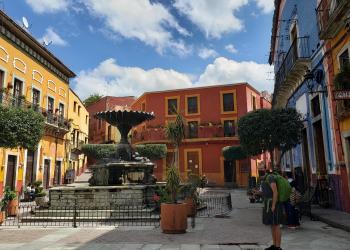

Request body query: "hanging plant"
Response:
[334, 64, 350, 90]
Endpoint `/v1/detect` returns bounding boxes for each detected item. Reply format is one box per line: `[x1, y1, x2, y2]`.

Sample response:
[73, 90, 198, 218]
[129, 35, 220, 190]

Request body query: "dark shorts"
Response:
[262, 201, 285, 225]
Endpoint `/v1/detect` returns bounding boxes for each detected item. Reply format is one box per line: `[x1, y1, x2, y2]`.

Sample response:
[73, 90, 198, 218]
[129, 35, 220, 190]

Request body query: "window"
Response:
[167, 98, 178, 115]
[73, 101, 77, 112]
[187, 96, 199, 114]
[311, 96, 321, 117]
[85, 115, 88, 124]
[221, 92, 235, 113]
[13, 78, 23, 98]
[252, 95, 257, 111]
[58, 103, 64, 118]
[188, 121, 198, 138]
[0, 69, 4, 89]
[141, 102, 146, 111]
[78, 105, 81, 116]
[32, 88, 40, 108]
[223, 120, 235, 137]
[339, 49, 349, 69]
[48, 96, 54, 112]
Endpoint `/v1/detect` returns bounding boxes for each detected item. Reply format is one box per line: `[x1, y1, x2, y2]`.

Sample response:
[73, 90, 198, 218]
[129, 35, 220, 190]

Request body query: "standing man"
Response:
[262, 173, 284, 250]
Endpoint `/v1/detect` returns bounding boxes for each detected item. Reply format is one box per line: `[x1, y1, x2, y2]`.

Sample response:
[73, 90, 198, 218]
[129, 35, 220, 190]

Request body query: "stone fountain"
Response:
[89, 107, 156, 186]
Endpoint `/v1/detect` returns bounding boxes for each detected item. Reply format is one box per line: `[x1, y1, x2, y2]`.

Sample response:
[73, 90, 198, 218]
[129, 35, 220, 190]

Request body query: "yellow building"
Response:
[66, 89, 89, 179]
[0, 10, 75, 194]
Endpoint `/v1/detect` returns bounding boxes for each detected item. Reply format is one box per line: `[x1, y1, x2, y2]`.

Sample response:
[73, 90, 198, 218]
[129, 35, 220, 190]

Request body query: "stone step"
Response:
[32, 208, 155, 217]
[21, 215, 159, 223]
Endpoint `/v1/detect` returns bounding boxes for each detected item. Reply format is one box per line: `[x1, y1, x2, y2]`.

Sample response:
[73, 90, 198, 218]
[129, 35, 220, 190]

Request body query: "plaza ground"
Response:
[0, 190, 349, 250]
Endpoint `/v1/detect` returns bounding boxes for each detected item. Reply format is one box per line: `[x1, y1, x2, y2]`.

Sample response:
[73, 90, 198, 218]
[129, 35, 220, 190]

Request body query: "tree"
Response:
[222, 146, 247, 161]
[135, 144, 167, 160]
[164, 112, 185, 169]
[0, 106, 45, 150]
[83, 94, 103, 107]
[238, 108, 303, 168]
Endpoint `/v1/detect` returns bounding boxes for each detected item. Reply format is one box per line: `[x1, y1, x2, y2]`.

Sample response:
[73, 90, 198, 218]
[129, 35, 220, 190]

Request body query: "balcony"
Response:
[273, 37, 311, 107]
[131, 123, 237, 144]
[0, 91, 70, 134]
[317, 0, 350, 39]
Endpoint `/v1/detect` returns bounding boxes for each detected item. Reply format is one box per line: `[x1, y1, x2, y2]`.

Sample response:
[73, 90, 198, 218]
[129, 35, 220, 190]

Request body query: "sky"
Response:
[4, 0, 274, 99]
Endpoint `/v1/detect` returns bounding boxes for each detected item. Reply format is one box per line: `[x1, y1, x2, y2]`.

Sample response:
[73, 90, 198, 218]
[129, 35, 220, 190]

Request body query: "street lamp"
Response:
[304, 69, 327, 95]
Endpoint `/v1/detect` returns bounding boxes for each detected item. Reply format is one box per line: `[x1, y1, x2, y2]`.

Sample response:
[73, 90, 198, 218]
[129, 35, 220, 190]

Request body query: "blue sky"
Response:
[5, 0, 274, 99]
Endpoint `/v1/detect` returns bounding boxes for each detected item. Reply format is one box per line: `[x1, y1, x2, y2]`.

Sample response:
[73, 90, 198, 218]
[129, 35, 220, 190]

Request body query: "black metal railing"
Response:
[275, 37, 310, 91]
[316, 0, 347, 38]
[0, 91, 70, 131]
[196, 192, 232, 217]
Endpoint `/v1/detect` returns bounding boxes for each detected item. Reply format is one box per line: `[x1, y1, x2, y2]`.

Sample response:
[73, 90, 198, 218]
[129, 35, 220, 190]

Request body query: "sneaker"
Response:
[264, 245, 276, 250]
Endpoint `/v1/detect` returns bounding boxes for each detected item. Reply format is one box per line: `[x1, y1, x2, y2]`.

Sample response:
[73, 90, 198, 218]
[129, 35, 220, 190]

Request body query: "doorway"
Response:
[224, 160, 236, 187]
[186, 150, 200, 176]
[54, 160, 62, 185]
[313, 120, 327, 176]
[43, 159, 51, 189]
[25, 150, 36, 186]
[5, 155, 17, 190]
[301, 129, 311, 187]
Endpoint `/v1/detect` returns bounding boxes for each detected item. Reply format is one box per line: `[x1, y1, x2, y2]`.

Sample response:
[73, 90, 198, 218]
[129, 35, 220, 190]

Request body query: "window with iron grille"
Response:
[167, 98, 178, 115]
[339, 49, 349, 69]
[311, 96, 321, 117]
[188, 121, 198, 138]
[187, 96, 198, 114]
[223, 93, 234, 112]
[32, 88, 40, 107]
[48, 96, 54, 112]
[223, 120, 235, 137]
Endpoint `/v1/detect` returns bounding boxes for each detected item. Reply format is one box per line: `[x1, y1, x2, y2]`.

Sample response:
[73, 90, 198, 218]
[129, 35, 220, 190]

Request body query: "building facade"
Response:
[270, 0, 350, 212]
[87, 96, 135, 144]
[66, 89, 89, 179]
[0, 10, 85, 195]
[131, 83, 271, 187]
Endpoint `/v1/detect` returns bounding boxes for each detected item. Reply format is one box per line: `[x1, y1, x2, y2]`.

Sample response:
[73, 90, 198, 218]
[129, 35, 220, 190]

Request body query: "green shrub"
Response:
[33, 181, 46, 197]
[81, 144, 115, 159]
[135, 144, 167, 160]
[222, 146, 247, 160]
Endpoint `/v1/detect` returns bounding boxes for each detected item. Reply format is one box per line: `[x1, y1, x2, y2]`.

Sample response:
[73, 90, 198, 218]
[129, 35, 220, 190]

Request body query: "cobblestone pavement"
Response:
[0, 190, 349, 250]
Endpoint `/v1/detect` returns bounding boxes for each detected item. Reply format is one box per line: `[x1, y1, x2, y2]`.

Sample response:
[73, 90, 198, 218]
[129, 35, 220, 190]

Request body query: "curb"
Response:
[311, 213, 350, 233]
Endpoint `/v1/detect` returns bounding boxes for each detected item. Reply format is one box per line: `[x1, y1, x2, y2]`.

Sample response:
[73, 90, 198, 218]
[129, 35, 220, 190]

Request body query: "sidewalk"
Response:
[311, 206, 350, 233]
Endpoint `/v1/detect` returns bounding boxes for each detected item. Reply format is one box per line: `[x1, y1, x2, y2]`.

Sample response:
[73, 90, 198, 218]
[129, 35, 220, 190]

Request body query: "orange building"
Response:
[131, 83, 271, 187]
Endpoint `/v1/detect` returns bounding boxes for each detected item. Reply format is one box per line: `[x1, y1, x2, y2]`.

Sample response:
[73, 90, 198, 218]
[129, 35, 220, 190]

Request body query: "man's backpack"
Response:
[266, 174, 292, 202]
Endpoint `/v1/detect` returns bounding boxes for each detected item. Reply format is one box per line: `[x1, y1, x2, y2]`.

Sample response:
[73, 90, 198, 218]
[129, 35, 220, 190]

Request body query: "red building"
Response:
[131, 83, 271, 187]
[87, 96, 135, 144]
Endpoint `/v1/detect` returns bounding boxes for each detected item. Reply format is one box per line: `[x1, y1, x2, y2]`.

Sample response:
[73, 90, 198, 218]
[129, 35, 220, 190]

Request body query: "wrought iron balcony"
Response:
[0, 91, 70, 132]
[317, 0, 350, 39]
[273, 37, 311, 107]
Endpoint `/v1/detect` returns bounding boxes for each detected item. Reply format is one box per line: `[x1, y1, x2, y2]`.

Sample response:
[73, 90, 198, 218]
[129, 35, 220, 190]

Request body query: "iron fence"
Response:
[197, 192, 232, 217]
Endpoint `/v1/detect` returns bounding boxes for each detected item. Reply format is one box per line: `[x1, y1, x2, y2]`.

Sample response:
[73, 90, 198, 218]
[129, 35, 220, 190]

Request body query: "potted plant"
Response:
[33, 181, 48, 207]
[3, 186, 18, 216]
[0, 200, 5, 225]
[182, 173, 202, 217]
[160, 165, 188, 234]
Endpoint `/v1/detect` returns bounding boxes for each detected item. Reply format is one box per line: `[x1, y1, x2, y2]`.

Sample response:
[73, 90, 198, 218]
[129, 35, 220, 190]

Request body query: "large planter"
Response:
[0, 211, 5, 224]
[184, 197, 196, 217]
[160, 203, 188, 234]
[7, 200, 18, 216]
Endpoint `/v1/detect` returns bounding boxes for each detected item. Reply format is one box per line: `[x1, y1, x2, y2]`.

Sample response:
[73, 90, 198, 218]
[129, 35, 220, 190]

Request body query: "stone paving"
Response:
[0, 190, 349, 250]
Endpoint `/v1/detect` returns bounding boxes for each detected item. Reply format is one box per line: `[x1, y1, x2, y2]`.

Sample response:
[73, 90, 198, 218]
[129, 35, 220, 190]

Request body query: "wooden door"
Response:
[313, 121, 327, 176]
[54, 161, 61, 185]
[43, 159, 51, 189]
[186, 151, 200, 176]
[302, 129, 311, 188]
[6, 155, 17, 190]
[25, 150, 35, 185]
[224, 160, 236, 187]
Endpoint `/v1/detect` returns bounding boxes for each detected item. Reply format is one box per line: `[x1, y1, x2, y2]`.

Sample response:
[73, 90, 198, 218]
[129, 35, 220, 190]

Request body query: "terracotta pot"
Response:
[160, 203, 187, 234]
[184, 197, 196, 217]
[7, 200, 18, 217]
[0, 211, 5, 225]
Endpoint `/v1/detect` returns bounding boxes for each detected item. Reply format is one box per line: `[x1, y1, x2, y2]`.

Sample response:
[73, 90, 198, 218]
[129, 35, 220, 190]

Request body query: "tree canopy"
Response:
[0, 106, 45, 150]
[83, 94, 103, 107]
[222, 146, 247, 161]
[237, 108, 303, 166]
[135, 144, 167, 160]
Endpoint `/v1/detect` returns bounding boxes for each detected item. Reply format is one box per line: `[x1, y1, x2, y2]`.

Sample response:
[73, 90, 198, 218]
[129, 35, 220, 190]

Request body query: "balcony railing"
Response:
[317, 0, 350, 39]
[275, 37, 311, 91]
[0, 91, 70, 131]
[132, 124, 236, 143]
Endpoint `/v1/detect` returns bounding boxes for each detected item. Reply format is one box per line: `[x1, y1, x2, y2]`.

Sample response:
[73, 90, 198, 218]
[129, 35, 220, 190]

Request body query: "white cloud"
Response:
[254, 0, 274, 14]
[40, 28, 68, 46]
[74, 57, 273, 99]
[225, 44, 238, 54]
[174, 0, 248, 38]
[82, 0, 191, 55]
[73, 58, 193, 99]
[198, 48, 218, 59]
[196, 57, 273, 92]
[25, 0, 70, 13]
